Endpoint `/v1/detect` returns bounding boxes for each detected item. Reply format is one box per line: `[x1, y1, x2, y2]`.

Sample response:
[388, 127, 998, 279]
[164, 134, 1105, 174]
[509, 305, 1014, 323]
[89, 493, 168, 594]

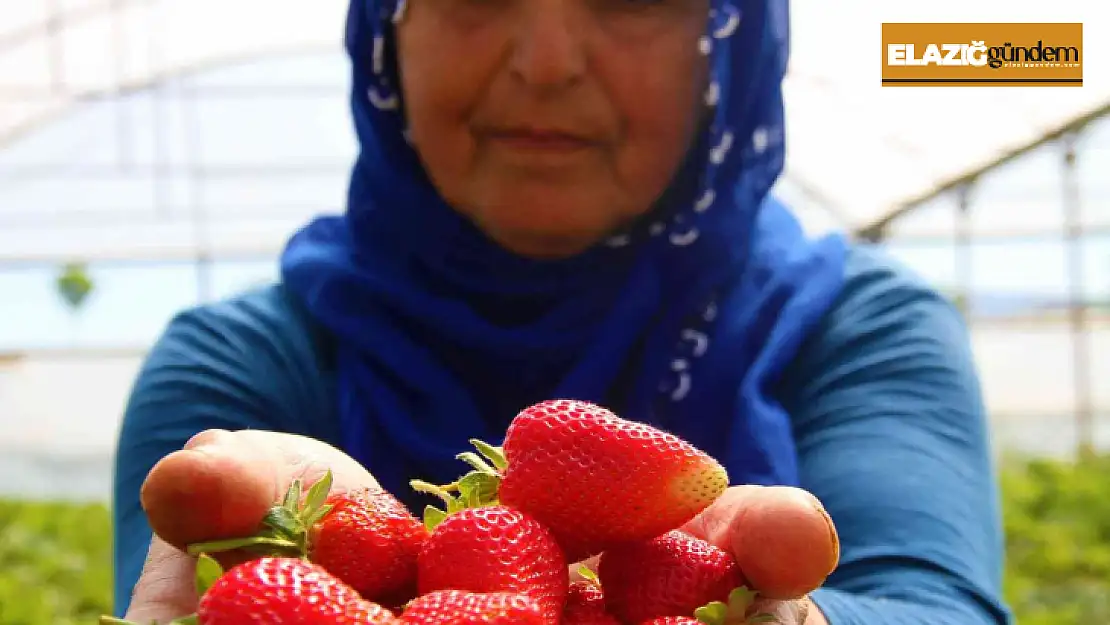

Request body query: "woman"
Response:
[110, 0, 1013, 622]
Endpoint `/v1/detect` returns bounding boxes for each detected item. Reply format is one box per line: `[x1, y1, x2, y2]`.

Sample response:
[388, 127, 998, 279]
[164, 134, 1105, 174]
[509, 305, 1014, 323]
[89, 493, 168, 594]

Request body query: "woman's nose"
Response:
[508, 1, 586, 92]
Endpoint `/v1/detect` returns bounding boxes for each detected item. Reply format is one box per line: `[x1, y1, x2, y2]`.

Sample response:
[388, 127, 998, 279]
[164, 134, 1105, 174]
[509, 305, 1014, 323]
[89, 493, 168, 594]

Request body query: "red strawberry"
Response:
[197, 557, 400, 624]
[414, 505, 568, 624]
[423, 399, 729, 561]
[400, 590, 547, 624]
[598, 530, 744, 624]
[100, 555, 400, 624]
[639, 619, 702, 625]
[188, 471, 428, 604]
[308, 486, 428, 604]
[562, 572, 621, 625]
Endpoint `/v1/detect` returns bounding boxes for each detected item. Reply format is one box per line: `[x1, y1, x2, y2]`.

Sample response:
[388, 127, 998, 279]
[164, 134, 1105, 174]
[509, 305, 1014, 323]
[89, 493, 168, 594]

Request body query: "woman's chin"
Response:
[464, 197, 626, 260]
[483, 226, 605, 260]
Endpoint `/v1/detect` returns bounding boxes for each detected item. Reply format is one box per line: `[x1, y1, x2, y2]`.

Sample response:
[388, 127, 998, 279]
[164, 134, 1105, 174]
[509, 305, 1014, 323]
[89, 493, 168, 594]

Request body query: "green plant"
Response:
[0, 499, 113, 624]
[1000, 453, 1110, 624]
[54, 262, 95, 312]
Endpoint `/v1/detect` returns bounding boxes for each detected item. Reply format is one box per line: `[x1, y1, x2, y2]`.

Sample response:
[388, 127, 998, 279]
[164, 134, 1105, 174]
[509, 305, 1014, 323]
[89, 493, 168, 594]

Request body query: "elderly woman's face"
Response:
[395, 0, 710, 258]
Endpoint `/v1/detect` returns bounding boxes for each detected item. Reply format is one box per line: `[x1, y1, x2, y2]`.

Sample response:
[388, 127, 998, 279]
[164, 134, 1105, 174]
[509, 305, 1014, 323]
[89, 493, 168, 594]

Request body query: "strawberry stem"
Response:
[186, 535, 300, 556]
[183, 470, 336, 560]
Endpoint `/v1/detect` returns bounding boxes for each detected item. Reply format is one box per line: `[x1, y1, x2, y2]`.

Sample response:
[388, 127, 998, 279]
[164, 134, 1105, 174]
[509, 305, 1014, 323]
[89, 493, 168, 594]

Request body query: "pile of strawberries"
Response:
[103, 399, 838, 624]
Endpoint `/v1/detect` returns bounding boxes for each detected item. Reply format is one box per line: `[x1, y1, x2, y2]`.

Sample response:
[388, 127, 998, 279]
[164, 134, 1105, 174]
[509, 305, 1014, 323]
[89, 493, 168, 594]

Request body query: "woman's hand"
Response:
[680, 485, 840, 625]
[120, 429, 381, 624]
[122, 430, 836, 625]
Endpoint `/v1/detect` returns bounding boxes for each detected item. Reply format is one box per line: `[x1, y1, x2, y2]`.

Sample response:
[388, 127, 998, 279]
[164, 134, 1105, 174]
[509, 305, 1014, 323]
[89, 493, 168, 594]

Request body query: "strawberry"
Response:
[639, 619, 702, 625]
[599, 530, 745, 623]
[413, 504, 568, 624]
[422, 399, 729, 561]
[400, 590, 547, 624]
[188, 471, 428, 603]
[307, 486, 428, 604]
[562, 567, 621, 625]
[102, 555, 399, 625]
[197, 557, 401, 624]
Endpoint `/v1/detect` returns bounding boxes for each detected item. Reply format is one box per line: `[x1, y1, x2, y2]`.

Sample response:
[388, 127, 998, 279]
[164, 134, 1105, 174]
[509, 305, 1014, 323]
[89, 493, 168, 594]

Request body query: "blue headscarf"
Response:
[281, 0, 846, 511]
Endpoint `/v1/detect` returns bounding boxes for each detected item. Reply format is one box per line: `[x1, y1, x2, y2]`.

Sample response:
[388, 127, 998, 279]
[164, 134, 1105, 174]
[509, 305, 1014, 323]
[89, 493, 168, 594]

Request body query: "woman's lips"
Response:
[484, 128, 596, 154]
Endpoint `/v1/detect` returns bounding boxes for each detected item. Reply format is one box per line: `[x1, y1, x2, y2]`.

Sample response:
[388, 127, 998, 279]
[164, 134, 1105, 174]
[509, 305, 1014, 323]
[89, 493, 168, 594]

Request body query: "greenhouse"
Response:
[0, 0, 1106, 622]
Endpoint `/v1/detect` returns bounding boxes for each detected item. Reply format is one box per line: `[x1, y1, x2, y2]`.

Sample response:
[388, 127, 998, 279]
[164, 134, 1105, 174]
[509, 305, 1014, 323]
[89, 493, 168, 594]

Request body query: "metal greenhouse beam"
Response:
[856, 101, 1110, 242]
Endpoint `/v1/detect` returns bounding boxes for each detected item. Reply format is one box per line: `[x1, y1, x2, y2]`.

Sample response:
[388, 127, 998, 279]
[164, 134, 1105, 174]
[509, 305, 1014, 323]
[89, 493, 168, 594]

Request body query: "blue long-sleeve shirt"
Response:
[110, 244, 1013, 624]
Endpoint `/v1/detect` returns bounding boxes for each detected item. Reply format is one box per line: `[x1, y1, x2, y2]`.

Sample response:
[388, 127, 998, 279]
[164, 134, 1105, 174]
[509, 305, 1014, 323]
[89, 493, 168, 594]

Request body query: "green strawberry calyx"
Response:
[409, 439, 506, 531]
[694, 586, 776, 625]
[185, 470, 337, 559]
[97, 553, 224, 625]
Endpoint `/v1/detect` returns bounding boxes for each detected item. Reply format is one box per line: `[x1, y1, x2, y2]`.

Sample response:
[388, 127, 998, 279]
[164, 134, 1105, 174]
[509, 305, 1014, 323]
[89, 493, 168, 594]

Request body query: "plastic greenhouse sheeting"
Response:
[785, 0, 1105, 229]
[0, 0, 1106, 261]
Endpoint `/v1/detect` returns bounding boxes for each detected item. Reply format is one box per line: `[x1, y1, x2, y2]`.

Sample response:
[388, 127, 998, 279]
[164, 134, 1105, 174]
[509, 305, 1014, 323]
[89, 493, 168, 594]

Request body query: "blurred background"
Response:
[0, 0, 1107, 623]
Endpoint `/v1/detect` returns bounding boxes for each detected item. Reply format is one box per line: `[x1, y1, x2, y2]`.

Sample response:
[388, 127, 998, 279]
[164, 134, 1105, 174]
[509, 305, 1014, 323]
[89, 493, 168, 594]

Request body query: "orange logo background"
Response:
[881, 23, 1083, 87]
